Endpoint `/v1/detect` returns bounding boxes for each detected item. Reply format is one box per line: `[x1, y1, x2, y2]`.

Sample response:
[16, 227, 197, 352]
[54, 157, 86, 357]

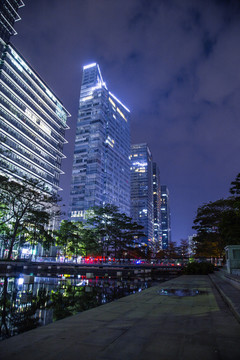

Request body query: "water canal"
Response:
[0, 271, 156, 341]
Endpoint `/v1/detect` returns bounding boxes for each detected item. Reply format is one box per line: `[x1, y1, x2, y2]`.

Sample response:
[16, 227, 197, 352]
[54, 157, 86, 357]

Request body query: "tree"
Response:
[49, 283, 99, 321]
[165, 241, 178, 259]
[155, 249, 167, 260]
[86, 205, 144, 258]
[75, 223, 100, 257]
[21, 209, 55, 258]
[179, 239, 189, 259]
[230, 173, 240, 196]
[54, 220, 79, 257]
[192, 173, 240, 258]
[192, 199, 230, 257]
[85, 205, 117, 257]
[0, 175, 58, 259]
[54, 220, 100, 258]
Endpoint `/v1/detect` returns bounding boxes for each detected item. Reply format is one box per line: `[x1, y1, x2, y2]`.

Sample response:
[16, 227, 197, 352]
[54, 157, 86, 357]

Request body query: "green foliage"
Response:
[54, 220, 100, 257]
[54, 220, 79, 256]
[183, 261, 215, 275]
[76, 223, 100, 256]
[55, 205, 145, 259]
[0, 175, 58, 259]
[86, 204, 144, 258]
[49, 284, 99, 321]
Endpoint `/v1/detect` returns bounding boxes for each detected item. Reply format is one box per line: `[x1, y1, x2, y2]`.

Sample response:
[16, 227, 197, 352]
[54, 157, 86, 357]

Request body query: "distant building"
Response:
[130, 143, 153, 247]
[152, 162, 161, 250]
[69, 63, 130, 220]
[160, 185, 171, 249]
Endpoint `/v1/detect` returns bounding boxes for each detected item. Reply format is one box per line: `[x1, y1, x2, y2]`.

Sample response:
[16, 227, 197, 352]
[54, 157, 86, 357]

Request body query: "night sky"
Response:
[12, 0, 240, 244]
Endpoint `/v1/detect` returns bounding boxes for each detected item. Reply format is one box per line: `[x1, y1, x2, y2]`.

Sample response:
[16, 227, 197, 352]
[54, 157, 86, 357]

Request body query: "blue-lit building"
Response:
[160, 185, 171, 249]
[0, 1, 70, 195]
[0, 44, 70, 194]
[130, 143, 153, 247]
[152, 162, 161, 250]
[69, 63, 131, 220]
[0, 1, 70, 259]
[0, 0, 24, 59]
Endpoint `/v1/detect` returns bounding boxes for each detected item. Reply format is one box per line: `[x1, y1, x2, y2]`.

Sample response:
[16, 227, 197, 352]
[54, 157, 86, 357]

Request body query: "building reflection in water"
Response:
[0, 274, 151, 340]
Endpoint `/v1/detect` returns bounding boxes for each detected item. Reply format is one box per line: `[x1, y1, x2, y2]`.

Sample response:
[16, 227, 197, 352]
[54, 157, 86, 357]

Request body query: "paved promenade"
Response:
[0, 272, 240, 360]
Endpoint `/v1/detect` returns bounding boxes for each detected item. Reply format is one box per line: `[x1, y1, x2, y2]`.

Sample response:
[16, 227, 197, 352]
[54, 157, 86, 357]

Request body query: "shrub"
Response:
[183, 261, 215, 275]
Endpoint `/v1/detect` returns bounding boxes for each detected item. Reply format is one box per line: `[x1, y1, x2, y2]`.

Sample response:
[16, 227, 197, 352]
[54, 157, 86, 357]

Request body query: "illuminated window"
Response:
[109, 97, 116, 108]
[117, 107, 127, 122]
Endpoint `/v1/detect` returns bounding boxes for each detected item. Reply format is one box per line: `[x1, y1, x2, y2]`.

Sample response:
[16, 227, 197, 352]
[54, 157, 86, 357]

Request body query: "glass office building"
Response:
[0, 0, 24, 59]
[160, 185, 171, 249]
[130, 143, 153, 247]
[69, 63, 130, 220]
[0, 1, 70, 258]
[152, 162, 161, 250]
[0, 43, 70, 194]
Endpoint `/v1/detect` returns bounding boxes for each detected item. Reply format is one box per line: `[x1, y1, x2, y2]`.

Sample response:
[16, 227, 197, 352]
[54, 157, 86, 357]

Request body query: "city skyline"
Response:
[11, 0, 240, 243]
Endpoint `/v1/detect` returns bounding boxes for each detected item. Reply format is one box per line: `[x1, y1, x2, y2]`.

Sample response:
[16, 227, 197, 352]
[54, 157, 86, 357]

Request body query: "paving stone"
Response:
[1, 274, 240, 360]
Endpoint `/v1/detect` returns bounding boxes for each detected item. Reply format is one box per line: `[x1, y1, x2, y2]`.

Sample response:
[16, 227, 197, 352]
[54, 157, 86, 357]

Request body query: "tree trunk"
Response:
[7, 220, 19, 260]
[0, 277, 10, 338]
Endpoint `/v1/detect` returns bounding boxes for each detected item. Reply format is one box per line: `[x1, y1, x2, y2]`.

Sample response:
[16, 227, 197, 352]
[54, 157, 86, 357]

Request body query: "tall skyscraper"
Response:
[0, 0, 24, 59]
[0, 2, 70, 195]
[160, 185, 171, 249]
[69, 63, 130, 220]
[0, 44, 70, 194]
[130, 143, 153, 247]
[0, 2, 70, 259]
[152, 162, 161, 250]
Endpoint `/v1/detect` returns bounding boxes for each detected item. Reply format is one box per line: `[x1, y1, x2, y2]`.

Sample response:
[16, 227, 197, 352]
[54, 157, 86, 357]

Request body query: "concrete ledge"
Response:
[1, 275, 240, 360]
[224, 274, 240, 290]
[209, 271, 240, 324]
[232, 269, 240, 276]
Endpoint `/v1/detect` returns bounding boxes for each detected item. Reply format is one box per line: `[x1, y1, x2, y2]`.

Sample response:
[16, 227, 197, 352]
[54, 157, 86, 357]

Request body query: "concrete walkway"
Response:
[1, 273, 240, 360]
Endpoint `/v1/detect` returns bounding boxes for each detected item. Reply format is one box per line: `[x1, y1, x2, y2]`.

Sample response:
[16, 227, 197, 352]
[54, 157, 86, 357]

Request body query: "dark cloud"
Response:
[12, 0, 240, 243]
[202, 33, 217, 57]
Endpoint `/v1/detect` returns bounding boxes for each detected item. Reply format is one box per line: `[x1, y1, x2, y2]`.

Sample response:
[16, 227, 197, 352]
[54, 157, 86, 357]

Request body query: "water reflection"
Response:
[158, 288, 207, 296]
[0, 274, 151, 340]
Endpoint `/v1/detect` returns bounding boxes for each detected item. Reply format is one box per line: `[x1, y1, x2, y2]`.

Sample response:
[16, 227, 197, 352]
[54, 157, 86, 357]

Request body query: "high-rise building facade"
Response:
[152, 162, 161, 250]
[0, 0, 24, 59]
[0, 44, 70, 194]
[0, 1, 70, 195]
[130, 143, 153, 247]
[69, 63, 130, 220]
[160, 185, 171, 249]
[0, 2, 70, 259]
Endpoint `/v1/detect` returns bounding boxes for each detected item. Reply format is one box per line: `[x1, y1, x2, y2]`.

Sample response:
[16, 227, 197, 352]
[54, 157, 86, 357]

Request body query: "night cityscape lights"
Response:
[0, 44, 70, 193]
[0, 1, 171, 256]
[69, 63, 131, 220]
